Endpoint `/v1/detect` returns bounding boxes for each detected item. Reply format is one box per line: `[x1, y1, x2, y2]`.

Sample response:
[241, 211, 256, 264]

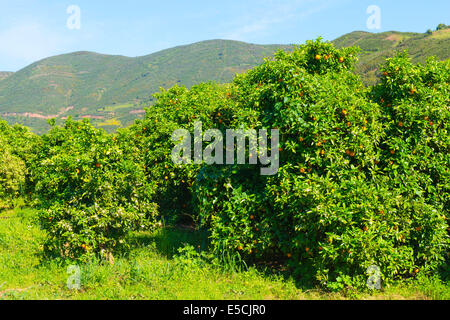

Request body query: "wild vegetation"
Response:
[0, 38, 448, 299]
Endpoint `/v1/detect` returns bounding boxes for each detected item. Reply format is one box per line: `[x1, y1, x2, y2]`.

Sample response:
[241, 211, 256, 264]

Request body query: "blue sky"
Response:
[0, 0, 448, 71]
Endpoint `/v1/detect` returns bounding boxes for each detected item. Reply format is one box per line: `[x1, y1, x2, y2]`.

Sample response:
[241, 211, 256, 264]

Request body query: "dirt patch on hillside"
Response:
[385, 34, 403, 41]
[129, 109, 145, 114]
[1, 106, 74, 120]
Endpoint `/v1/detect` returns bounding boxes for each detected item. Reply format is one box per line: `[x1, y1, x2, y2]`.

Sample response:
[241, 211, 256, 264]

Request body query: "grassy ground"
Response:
[0, 208, 448, 300]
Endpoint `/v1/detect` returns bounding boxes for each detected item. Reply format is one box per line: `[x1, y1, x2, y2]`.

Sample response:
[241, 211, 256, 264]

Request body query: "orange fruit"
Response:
[363, 226, 369, 232]
[300, 168, 306, 174]
[305, 247, 310, 252]
[390, 150, 395, 155]
[398, 122, 403, 127]
[315, 54, 322, 60]
[299, 137, 304, 142]
[287, 253, 292, 258]
[339, 57, 344, 63]
[342, 109, 348, 116]
[250, 215, 255, 220]
[96, 163, 101, 168]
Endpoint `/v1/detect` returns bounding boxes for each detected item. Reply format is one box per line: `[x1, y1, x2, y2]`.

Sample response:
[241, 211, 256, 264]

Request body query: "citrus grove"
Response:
[0, 39, 448, 291]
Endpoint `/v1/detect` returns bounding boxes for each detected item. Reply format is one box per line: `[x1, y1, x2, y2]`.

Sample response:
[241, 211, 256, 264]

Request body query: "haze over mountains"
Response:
[1, 27, 449, 134]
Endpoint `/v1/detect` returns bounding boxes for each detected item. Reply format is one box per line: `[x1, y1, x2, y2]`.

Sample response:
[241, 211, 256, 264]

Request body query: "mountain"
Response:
[0, 40, 291, 134]
[0, 27, 449, 134]
[334, 28, 450, 84]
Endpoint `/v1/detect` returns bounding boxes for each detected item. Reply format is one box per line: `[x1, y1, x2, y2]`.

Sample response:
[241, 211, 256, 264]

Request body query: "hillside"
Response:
[0, 40, 291, 134]
[0, 27, 449, 134]
[334, 28, 450, 84]
[0, 72, 13, 81]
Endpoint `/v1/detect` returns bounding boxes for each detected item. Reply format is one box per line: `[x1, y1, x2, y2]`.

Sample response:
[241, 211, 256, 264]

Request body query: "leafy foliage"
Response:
[195, 39, 449, 290]
[30, 119, 156, 261]
[118, 82, 244, 224]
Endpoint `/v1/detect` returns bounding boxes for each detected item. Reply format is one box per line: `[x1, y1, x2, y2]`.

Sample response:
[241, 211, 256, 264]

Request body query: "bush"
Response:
[31, 118, 157, 261]
[0, 119, 39, 208]
[0, 138, 26, 210]
[373, 54, 449, 215]
[195, 39, 449, 290]
[118, 82, 244, 224]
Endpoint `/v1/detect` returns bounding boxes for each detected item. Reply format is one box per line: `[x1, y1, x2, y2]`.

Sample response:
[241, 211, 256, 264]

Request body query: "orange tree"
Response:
[372, 53, 449, 278]
[194, 39, 449, 290]
[30, 118, 156, 261]
[0, 136, 26, 209]
[0, 119, 38, 209]
[118, 82, 247, 225]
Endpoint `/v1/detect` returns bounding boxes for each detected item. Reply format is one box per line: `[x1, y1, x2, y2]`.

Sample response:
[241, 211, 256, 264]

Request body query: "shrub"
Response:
[119, 82, 243, 224]
[31, 118, 157, 261]
[0, 119, 39, 207]
[373, 54, 450, 215]
[195, 39, 449, 290]
[0, 137, 26, 210]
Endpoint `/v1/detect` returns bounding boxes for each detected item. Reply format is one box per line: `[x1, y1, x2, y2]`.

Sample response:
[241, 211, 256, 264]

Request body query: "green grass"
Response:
[100, 103, 135, 112]
[97, 118, 122, 127]
[0, 208, 448, 300]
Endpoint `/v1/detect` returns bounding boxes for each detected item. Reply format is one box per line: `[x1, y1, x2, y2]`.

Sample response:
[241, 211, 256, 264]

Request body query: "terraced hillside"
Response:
[0, 40, 290, 134]
[334, 28, 450, 84]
